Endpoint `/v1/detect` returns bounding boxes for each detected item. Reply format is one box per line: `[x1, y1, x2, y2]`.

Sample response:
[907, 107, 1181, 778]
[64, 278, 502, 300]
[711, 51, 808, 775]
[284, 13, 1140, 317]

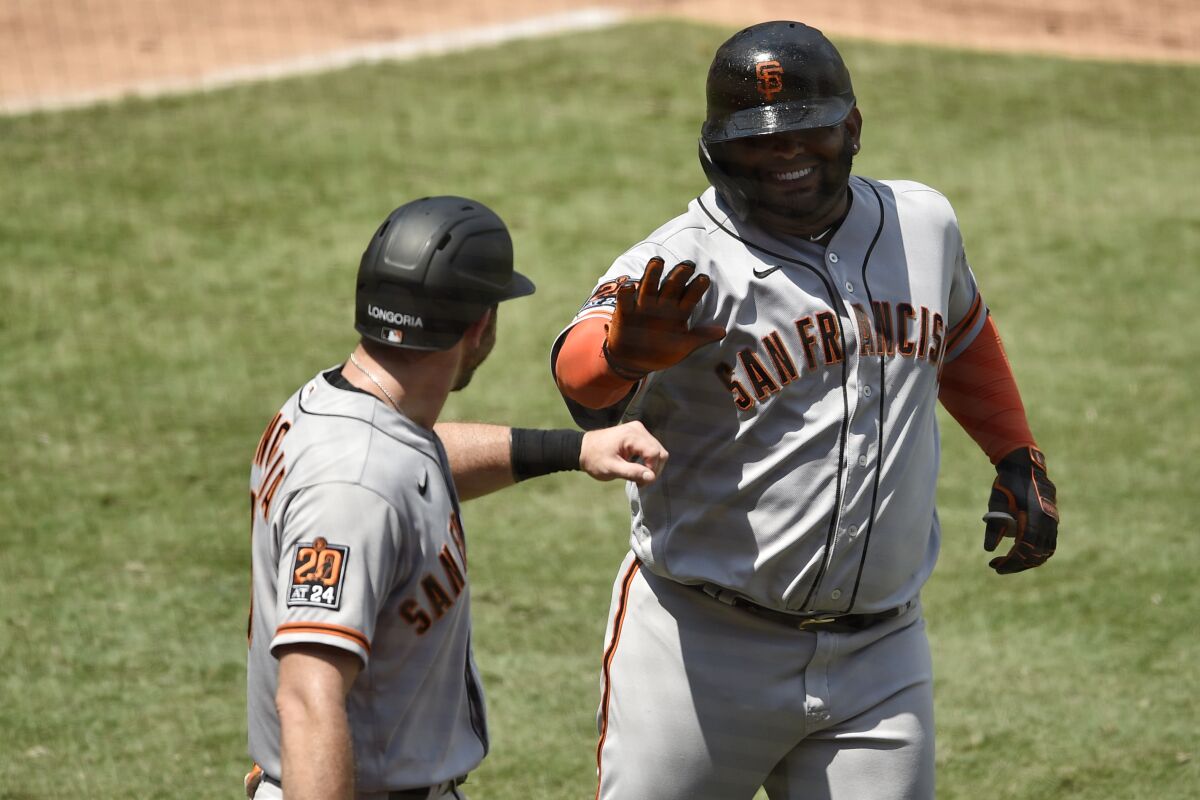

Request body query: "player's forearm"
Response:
[938, 313, 1037, 464]
[554, 318, 639, 409]
[435, 422, 520, 500]
[279, 712, 354, 799]
[435, 422, 587, 500]
[276, 645, 360, 799]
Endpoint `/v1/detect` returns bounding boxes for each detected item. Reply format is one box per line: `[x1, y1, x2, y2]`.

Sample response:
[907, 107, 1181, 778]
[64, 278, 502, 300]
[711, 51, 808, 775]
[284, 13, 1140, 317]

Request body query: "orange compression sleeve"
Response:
[938, 313, 1037, 464]
[554, 317, 638, 409]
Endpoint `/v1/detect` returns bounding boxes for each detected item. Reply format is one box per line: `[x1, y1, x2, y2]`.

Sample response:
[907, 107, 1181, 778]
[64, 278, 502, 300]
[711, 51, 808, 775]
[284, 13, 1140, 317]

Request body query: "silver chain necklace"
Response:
[349, 351, 400, 412]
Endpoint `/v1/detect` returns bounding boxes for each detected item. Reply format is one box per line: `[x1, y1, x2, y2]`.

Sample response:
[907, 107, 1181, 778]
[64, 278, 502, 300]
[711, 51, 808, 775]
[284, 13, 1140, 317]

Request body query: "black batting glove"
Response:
[603, 257, 726, 380]
[982, 446, 1059, 574]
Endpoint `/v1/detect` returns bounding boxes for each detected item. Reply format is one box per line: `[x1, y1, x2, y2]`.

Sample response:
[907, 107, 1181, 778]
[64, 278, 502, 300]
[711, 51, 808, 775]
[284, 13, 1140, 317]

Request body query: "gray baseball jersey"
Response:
[246, 368, 486, 791]
[553, 177, 987, 615]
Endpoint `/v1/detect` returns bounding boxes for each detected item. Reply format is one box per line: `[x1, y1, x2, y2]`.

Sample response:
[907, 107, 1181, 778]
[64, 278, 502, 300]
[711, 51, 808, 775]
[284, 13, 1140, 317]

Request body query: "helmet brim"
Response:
[498, 270, 536, 302]
[702, 96, 855, 144]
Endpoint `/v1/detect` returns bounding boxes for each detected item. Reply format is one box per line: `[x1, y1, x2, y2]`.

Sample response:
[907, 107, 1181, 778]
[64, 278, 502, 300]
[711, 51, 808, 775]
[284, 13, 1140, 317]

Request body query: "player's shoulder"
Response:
[857, 176, 963, 239]
[615, 188, 727, 266]
[645, 196, 712, 245]
[872, 177, 958, 217]
[283, 369, 444, 500]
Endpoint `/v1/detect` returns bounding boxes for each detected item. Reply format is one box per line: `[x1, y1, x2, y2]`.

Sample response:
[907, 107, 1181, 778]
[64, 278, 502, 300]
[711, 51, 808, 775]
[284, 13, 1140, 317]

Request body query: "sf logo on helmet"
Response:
[756, 60, 784, 102]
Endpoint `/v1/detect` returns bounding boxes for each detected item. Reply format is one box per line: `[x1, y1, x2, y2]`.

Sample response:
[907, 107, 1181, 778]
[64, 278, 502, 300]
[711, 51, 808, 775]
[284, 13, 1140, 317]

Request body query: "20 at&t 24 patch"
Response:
[287, 537, 349, 609]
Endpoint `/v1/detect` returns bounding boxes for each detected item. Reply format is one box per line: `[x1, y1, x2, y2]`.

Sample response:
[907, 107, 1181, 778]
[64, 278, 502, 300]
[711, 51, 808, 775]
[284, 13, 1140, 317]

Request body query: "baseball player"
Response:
[550, 22, 1060, 800]
[244, 196, 668, 800]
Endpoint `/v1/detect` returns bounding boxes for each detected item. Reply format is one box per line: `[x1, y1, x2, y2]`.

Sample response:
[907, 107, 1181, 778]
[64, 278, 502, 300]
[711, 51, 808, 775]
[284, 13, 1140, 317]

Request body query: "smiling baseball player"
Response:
[551, 21, 1059, 800]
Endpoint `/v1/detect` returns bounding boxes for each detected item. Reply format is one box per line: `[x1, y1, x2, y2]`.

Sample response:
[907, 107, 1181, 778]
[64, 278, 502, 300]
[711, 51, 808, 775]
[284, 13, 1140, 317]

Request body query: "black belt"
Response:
[698, 584, 912, 632]
[261, 773, 465, 799]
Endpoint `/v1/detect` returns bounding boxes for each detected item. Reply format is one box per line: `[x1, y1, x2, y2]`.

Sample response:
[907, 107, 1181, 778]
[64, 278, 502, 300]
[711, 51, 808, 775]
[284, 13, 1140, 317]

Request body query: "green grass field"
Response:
[2, 19, 1198, 799]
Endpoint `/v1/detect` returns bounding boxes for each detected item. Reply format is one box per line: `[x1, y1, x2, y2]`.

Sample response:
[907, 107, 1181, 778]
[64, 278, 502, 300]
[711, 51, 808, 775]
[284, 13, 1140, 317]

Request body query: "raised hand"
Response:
[602, 257, 726, 380]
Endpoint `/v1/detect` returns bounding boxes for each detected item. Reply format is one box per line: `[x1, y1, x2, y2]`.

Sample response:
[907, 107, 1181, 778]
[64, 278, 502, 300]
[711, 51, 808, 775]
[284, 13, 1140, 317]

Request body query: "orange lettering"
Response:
[716, 363, 754, 411]
[422, 575, 454, 619]
[439, 546, 465, 596]
[400, 598, 432, 635]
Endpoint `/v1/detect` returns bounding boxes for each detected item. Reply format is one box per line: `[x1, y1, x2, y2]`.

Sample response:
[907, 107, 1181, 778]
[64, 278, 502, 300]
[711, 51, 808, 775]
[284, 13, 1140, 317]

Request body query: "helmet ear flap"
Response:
[698, 138, 753, 220]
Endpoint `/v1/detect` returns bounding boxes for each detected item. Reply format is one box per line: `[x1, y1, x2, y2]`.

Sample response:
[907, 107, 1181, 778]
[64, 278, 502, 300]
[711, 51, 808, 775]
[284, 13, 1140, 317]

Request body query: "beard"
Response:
[746, 135, 855, 232]
[451, 358, 483, 391]
[450, 310, 497, 392]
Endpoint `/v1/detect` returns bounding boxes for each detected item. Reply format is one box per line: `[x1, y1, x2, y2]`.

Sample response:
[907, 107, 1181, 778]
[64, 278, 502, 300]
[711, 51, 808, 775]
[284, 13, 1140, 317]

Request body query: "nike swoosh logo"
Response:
[753, 265, 783, 279]
[418, 470, 428, 496]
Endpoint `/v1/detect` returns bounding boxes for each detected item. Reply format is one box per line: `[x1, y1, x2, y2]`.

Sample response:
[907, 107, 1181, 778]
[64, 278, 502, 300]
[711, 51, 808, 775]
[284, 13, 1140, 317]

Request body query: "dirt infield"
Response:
[1, 0, 1196, 112]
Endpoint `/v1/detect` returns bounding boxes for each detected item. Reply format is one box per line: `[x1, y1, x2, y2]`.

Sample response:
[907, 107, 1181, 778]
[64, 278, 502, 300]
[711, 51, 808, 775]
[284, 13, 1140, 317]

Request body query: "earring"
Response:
[852, 143, 860, 153]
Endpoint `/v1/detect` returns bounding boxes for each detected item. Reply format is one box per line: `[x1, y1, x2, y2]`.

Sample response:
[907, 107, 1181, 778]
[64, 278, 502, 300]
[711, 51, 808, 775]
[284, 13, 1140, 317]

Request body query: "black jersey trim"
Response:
[845, 181, 889, 611]
[698, 192, 877, 613]
[323, 365, 373, 396]
[465, 633, 490, 754]
[295, 374, 457, 511]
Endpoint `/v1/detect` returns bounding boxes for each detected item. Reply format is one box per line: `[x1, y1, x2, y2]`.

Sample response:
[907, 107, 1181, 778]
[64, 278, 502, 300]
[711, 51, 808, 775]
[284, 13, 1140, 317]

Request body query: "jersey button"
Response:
[828, 252, 839, 263]
[830, 589, 843, 600]
[858, 455, 868, 466]
[863, 385, 873, 397]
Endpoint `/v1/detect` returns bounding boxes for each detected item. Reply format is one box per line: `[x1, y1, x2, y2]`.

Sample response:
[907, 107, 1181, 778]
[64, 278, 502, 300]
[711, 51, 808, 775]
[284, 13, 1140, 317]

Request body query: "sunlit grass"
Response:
[1, 20, 1197, 798]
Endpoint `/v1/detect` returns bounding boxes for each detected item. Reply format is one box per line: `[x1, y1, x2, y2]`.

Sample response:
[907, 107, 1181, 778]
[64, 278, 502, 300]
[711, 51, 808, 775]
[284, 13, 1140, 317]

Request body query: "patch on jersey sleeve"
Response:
[287, 537, 350, 609]
[579, 276, 638, 313]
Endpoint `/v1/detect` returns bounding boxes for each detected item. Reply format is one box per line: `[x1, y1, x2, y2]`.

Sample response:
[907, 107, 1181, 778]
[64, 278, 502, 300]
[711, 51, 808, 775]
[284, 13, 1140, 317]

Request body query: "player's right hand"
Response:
[982, 447, 1059, 574]
[603, 257, 726, 380]
[580, 421, 668, 486]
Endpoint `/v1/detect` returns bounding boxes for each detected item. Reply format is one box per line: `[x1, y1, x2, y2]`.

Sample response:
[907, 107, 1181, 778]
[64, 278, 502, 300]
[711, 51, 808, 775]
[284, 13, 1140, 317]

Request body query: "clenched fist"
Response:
[982, 447, 1060, 574]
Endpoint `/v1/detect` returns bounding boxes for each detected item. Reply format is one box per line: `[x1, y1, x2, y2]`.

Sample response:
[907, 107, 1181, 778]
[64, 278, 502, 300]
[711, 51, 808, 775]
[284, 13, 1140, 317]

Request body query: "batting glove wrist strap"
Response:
[602, 336, 651, 382]
[982, 446, 1060, 574]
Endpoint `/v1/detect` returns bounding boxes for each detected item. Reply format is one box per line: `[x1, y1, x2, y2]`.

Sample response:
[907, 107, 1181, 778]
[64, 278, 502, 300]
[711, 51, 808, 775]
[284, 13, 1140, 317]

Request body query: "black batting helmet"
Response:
[355, 196, 535, 351]
[698, 21, 856, 217]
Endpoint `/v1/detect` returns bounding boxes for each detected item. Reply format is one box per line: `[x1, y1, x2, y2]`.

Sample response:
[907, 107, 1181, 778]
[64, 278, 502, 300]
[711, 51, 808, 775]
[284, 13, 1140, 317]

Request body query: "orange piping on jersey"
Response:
[938, 313, 1037, 464]
[595, 559, 642, 800]
[943, 294, 984, 356]
[555, 317, 638, 409]
[274, 621, 371, 654]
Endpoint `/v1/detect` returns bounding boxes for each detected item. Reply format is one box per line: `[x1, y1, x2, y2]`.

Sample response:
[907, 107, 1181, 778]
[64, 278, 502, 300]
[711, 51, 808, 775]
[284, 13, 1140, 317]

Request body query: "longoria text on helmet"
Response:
[368, 304, 424, 327]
